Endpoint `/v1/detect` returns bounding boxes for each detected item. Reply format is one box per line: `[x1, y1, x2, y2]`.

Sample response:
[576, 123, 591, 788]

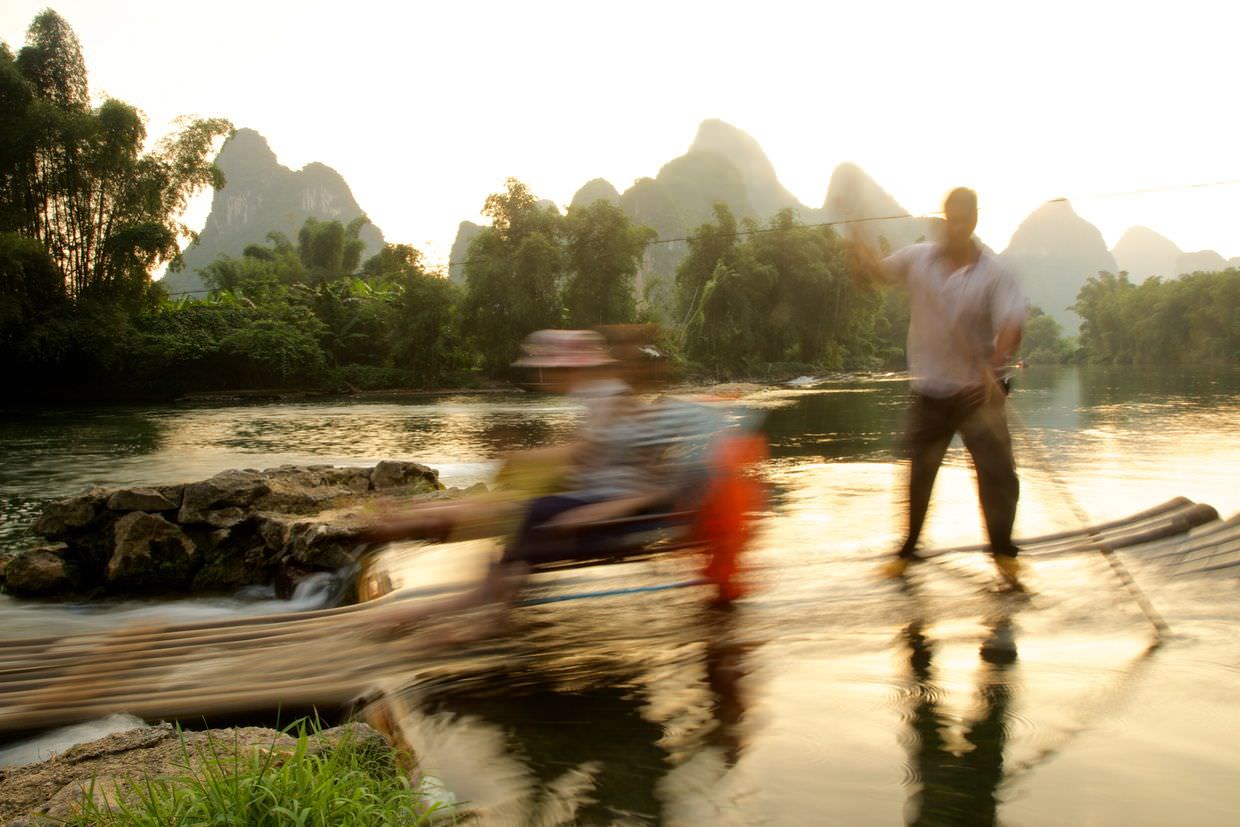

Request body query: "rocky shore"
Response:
[0, 462, 444, 600]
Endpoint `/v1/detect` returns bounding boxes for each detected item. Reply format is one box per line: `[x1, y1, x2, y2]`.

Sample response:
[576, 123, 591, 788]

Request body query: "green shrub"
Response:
[331, 364, 409, 391]
[68, 720, 444, 826]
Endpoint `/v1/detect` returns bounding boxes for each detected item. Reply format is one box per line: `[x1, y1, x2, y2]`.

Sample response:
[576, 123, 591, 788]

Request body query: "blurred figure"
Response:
[360, 330, 626, 547]
[375, 326, 755, 630]
[851, 188, 1026, 583]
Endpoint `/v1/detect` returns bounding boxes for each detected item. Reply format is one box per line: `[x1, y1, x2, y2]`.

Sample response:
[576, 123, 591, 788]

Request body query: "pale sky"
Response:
[4, 0, 1238, 266]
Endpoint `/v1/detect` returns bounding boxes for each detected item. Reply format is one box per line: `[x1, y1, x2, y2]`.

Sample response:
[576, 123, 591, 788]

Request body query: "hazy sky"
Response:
[4, 0, 1238, 266]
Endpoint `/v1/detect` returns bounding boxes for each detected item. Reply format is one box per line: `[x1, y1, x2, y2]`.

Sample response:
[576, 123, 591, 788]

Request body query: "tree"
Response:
[1020, 305, 1071, 364]
[462, 178, 564, 375]
[0, 10, 231, 302]
[562, 200, 654, 327]
[368, 244, 466, 386]
[297, 216, 368, 284]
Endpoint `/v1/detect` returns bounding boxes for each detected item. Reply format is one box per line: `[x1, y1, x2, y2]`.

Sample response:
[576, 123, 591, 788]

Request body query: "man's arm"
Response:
[848, 233, 914, 289]
[992, 321, 1023, 371]
[989, 269, 1027, 372]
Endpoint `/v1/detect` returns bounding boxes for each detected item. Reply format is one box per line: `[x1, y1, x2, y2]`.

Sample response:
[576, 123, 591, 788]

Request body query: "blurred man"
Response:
[852, 188, 1025, 582]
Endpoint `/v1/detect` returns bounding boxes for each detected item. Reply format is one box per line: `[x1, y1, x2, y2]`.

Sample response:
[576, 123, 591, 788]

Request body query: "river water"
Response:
[1, 366, 1237, 825]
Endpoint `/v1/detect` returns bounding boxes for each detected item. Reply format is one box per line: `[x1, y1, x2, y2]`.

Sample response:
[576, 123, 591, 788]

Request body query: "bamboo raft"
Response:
[0, 497, 1235, 739]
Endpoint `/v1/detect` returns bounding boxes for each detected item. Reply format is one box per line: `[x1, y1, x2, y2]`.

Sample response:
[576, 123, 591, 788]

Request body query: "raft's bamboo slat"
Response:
[0, 500, 1232, 738]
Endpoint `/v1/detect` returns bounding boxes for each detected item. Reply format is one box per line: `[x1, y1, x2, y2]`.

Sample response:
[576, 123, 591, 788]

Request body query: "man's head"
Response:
[941, 187, 978, 252]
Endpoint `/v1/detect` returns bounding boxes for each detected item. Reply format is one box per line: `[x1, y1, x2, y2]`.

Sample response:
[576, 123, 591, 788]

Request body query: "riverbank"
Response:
[0, 720, 441, 825]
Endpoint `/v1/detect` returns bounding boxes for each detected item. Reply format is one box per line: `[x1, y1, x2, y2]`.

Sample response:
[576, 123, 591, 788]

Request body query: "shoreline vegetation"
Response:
[0, 719, 445, 825]
[2, 12, 1233, 409]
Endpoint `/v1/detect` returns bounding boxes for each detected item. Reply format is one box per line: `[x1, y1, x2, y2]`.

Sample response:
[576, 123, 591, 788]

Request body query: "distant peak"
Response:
[222, 128, 277, 161]
[689, 119, 772, 166]
[1115, 225, 1177, 245]
[823, 162, 907, 215]
[570, 178, 620, 208]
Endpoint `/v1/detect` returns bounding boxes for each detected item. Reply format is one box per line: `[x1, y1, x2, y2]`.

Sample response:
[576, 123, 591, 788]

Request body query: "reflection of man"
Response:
[852, 188, 1025, 581]
[900, 615, 1017, 826]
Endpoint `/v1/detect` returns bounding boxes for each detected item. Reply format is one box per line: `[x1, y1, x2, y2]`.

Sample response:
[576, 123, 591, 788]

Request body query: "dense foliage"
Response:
[1072, 269, 1238, 365]
[675, 205, 890, 377]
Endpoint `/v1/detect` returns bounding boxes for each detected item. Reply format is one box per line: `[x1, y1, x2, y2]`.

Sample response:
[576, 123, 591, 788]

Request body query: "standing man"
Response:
[852, 188, 1026, 581]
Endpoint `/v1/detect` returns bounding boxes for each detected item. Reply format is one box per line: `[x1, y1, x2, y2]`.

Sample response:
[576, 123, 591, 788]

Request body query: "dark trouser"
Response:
[501, 494, 668, 567]
[898, 391, 1020, 559]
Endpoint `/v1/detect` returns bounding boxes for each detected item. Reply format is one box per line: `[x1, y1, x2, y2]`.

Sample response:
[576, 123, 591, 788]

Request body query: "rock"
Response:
[273, 562, 317, 598]
[158, 484, 185, 507]
[32, 488, 109, 538]
[191, 548, 264, 591]
[289, 521, 362, 569]
[318, 466, 373, 493]
[370, 460, 440, 491]
[200, 507, 248, 528]
[3, 546, 75, 596]
[307, 722, 389, 759]
[20, 461, 441, 600]
[257, 513, 296, 553]
[106, 488, 179, 512]
[107, 512, 200, 590]
[178, 469, 272, 525]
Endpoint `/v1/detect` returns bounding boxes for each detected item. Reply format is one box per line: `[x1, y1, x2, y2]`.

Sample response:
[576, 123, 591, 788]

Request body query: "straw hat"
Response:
[511, 329, 617, 368]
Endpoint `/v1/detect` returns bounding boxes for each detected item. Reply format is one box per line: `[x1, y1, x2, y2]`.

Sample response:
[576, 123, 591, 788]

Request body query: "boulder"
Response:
[18, 461, 443, 600]
[371, 460, 439, 491]
[178, 470, 272, 525]
[3, 545, 75, 596]
[32, 488, 109, 538]
[289, 521, 363, 569]
[107, 512, 199, 590]
[107, 488, 179, 512]
[199, 507, 248, 529]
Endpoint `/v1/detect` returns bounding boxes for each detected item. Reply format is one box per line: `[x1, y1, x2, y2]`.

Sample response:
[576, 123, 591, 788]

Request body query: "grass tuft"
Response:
[66, 717, 445, 826]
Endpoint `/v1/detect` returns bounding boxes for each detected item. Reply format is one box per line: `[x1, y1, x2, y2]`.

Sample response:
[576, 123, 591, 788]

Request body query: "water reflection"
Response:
[898, 587, 1018, 827]
[389, 605, 757, 826]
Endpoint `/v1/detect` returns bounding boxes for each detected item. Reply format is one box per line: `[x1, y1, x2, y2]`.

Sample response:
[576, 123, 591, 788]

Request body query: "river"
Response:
[1, 365, 1238, 825]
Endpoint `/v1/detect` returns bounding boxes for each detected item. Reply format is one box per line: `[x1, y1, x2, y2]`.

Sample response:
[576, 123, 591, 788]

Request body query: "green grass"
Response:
[67, 719, 446, 826]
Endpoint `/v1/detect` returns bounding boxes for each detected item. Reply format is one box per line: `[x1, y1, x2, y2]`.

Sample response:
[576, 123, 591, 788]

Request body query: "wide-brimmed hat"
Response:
[511, 329, 617, 368]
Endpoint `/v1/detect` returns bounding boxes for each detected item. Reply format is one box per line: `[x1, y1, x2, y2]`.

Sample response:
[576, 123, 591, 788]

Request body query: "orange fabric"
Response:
[691, 433, 768, 603]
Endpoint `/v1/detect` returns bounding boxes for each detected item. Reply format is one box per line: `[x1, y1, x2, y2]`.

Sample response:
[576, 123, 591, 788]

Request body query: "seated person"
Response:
[376, 327, 736, 627]
[359, 329, 630, 546]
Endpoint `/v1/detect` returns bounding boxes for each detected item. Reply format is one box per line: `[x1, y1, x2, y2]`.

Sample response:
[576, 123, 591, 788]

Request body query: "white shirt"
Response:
[883, 243, 1025, 398]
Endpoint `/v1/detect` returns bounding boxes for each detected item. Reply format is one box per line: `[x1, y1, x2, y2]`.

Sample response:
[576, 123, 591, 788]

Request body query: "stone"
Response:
[32, 488, 109, 538]
[370, 460, 440, 491]
[107, 512, 199, 590]
[2, 546, 75, 596]
[191, 547, 265, 591]
[200, 507, 248, 528]
[306, 722, 389, 759]
[157, 484, 185, 507]
[257, 513, 296, 552]
[289, 521, 361, 569]
[107, 488, 179, 512]
[178, 469, 272, 525]
[16, 461, 443, 600]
